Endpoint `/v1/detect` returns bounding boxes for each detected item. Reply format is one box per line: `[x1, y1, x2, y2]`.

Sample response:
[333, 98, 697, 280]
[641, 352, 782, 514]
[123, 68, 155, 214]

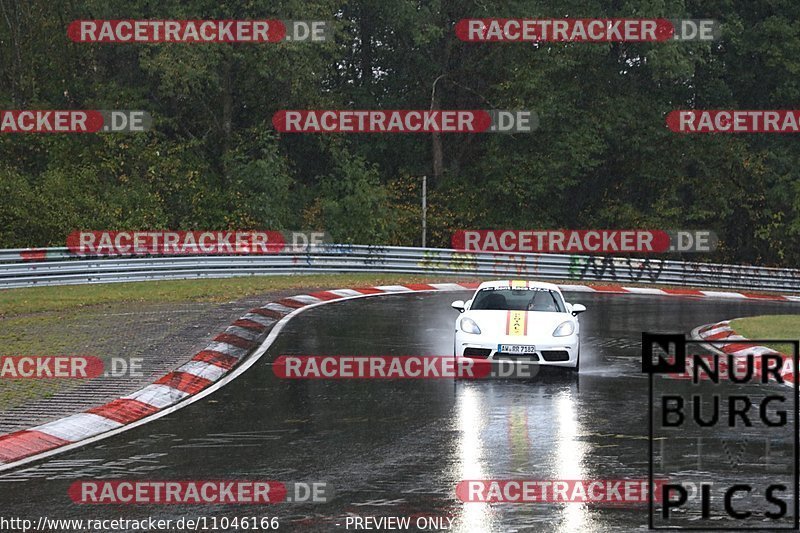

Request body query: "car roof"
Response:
[476, 280, 561, 292]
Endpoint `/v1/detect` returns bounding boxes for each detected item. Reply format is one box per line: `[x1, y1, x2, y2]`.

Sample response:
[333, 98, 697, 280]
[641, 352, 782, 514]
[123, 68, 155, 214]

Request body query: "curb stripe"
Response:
[232, 319, 268, 332]
[249, 308, 286, 320]
[373, 285, 412, 292]
[203, 341, 248, 358]
[740, 292, 787, 301]
[700, 291, 747, 299]
[192, 350, 239, 370]
[727, 345, 781, 357]
[261, 303, 295, 314]
[720, 342, 757, 354]
[155, 372, 213, 395]
[224, 326, 262, 342]
[662, 288, 705, 296]
[618, 287, 667, 295]
[556, 284, 596, 292]
[34, 414, 122, 441]
[429, 283, 470, 291]
[213, 333, 256, 350]
[276, 298, 308, 309]
[86, 399, 160, 425]
[328, 289, 362, 297]
[698, 323, 722, 334]
[702, 321, 731, 333]
[353, 288, 385, 295]
[307, 291, 344, 301]
[124, 385, 189, 409]
[402, 283, 438, 291]
[705, 330, 735, 341]
[287, 295, 323, 305]
[716, 334, 747, 342]
[177, 360, 229, 381]
[0, 431, 70, 462]
[587, 285, 629, 293]
[241, 312, 278, 326]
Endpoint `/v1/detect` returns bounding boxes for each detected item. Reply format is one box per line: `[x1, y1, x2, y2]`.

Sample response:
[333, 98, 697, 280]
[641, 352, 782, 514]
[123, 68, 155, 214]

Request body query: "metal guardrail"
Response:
[0, 245, 799, 292]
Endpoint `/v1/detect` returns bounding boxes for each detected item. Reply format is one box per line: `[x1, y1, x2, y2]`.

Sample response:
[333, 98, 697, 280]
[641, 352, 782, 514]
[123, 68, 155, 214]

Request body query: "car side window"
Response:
[550, 291, 567, 312]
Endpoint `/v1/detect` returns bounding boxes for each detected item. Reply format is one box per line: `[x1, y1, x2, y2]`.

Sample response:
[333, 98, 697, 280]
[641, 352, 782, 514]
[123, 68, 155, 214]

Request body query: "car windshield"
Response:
[470, 288, 566, 312]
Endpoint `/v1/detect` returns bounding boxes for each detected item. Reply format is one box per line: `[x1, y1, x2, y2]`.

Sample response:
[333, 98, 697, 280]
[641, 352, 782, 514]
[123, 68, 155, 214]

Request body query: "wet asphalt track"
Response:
[1, 290, 799, 532]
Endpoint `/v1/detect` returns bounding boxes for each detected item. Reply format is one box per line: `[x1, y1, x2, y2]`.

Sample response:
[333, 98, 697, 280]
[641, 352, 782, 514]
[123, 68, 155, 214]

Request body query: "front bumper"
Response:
[455, 332, 579, 367]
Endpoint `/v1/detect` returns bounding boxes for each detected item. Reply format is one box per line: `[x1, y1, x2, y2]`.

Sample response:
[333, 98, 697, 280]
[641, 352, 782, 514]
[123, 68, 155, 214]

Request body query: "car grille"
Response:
[540, 350, 570, 362]
[463, 347, 491, 358]
[494, 353, 540, 362]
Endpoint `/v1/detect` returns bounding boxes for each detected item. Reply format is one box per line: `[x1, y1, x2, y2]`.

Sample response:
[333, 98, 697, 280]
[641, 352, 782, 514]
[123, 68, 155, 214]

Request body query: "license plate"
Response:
[498, 344, 536, 354]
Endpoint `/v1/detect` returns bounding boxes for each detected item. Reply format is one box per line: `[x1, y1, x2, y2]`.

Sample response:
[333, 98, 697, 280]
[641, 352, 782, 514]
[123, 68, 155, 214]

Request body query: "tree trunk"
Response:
[430, 75, 445, 179]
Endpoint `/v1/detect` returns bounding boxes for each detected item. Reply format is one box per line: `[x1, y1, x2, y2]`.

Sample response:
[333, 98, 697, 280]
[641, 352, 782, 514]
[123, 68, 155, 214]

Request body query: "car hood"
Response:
[463, 310, 573, 338]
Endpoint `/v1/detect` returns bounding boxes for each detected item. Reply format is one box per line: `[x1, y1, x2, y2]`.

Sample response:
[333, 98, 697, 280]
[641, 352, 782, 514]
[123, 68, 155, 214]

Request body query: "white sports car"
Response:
[451, 280, 586, 371]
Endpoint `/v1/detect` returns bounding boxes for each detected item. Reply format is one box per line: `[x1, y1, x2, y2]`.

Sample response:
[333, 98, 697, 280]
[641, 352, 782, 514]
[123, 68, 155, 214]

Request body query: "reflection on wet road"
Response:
[1, 291, 797, 531]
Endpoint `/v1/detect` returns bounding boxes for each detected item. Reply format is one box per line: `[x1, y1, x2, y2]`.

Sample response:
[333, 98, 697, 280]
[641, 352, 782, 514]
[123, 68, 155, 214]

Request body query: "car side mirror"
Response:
[451, 300, 466, 313]
[571, 303, 586, 316]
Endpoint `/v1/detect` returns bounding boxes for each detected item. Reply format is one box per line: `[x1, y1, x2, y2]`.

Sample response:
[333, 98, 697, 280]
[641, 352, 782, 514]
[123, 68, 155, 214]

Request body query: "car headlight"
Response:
[553, 320, 575, 337]
[460, 317, 482, 334]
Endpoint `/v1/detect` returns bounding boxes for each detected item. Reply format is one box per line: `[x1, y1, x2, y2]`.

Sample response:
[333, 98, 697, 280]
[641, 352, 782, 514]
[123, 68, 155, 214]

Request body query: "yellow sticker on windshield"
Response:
[511, 280, 528, 289]
[506, 310, 528, 336]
